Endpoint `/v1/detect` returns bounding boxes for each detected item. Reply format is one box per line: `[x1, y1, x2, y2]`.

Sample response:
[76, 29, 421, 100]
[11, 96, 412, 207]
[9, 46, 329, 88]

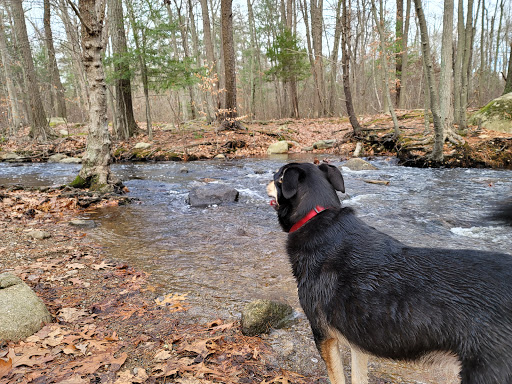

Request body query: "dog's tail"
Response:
[490, 198, 512, 226]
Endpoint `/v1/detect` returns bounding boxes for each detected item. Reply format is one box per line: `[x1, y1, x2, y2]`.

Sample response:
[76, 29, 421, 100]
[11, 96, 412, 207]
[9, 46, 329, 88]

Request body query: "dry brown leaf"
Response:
[58, 307, 89, 322]
[115, 367, 149, 384]
[154, 349, 173, 362]
[0, 357, 12, 378]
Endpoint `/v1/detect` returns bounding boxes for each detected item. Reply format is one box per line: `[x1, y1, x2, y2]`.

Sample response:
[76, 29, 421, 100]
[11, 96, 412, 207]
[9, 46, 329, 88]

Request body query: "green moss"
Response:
[68, 175, 88, 189]
[114, 147, 127, 157]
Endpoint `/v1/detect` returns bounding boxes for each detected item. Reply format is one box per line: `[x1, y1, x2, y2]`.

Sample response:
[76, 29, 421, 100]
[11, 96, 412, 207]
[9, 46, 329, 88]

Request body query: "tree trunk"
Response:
[399, 0, 411, 109]
[199, 0, 220, 115]
[219, 0, 243, 129]
[460, 0, 474, 130]
[70, 0, 122, 193]
[414, 0, 443, 162]
[341, 0, 361, 135]
[11, 0, 51, 140]
[504, 42, 512, 94]
[0, 12, 24, 130]
[395, 0, 403, 107]
[370, 0, 400, 136]
[453, 0, 464, 125]
[328, 0, 342, 116]
[44, 0, 67, 119]
[310, 0, 326, 117]
[109, 0, 139, 140]
[58, 0, 90, 115]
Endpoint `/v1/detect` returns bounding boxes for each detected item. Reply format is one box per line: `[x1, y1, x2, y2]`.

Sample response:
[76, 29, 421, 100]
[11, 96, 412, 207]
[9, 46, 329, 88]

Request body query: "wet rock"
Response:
[313, 139, 336, 149]
[180, 167, 189, 173]
[187, 184, 239, 207]
[59, 129, 69, 136]
[267, 141, 289, 154]
[241, 299, 293, 336]
[134, 142, 151, 149]
[28, 230, 51, 240]
[214, 154, 226, 160]
[0, 273, 52, 342]
[60, 157, 82, 164]
[0, 152, 23, 162]
[343, 158, 378, 171]
[48, 153, 68, 163]
[69, 219, 96, 228]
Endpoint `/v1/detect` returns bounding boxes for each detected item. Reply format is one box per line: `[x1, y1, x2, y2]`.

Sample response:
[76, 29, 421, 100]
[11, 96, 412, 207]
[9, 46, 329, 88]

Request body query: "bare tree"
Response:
[504, 41, 512, 94]
[0, 11, 24, 130]
[370, 0, 400, 136]
[310, 0, 326, 117]
[341, 0, 361, 135]
[44, 0, 67, 119]
[414, 0, 443, 161]
[108, 0, 139, 139]
[68, 0, 122, 193]
[10, 0, 52, 140]
[219, 0, 243, 129]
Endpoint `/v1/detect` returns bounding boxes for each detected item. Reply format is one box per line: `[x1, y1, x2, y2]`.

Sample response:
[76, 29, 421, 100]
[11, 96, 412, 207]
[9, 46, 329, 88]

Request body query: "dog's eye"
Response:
[278, 176, 283, 184]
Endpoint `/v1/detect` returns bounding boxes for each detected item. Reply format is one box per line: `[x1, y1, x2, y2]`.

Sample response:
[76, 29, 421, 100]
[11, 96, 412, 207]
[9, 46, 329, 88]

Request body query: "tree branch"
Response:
[65, 0, 92, 34]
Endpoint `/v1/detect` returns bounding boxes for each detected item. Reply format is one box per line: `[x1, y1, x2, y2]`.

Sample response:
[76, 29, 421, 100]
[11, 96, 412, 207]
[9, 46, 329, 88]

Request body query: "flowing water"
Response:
[1, 157, 511, 383]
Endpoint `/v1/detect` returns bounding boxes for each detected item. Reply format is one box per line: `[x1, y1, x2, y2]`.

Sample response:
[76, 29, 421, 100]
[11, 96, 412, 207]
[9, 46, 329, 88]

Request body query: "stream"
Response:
[1, 156, 511, 383]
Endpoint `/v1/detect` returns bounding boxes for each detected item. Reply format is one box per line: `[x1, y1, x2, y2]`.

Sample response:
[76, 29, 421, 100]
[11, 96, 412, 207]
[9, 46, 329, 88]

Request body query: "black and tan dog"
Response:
[267, 162, 512, 384]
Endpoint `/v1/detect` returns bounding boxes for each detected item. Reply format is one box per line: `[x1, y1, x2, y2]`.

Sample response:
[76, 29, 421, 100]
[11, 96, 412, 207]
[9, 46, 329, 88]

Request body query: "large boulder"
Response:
[241, 299, 293, 336]
[48, 153, 68, 163]
[267, 141, 289, 155]
[187, 184, 239, 207]
[0, 152, 23, 162]
[0, 273, 52, 342]
[469, 93, 512, 133]
[313, 139, 336, 149]
[343, 158, 378, 171]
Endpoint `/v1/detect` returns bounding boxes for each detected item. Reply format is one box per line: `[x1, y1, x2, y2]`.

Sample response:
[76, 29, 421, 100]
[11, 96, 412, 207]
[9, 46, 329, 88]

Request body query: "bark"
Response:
[0, 11, 24, 130]
[493, 0, 504, 74]
[11, 0, 51, 140]
[108, 0, 139, 140]
[328, 0, 342, 116]
[504, 42, 512, 94]
[453, 0, 464, 124]
[460, 0, 474, 130]
[71, 0, 122, 193]
[310, 0, 326, 117]
[44, 0, 67, 118]
[219, 0, 243, 129]
[414, 0, 443, 161]
[58, 0, 90, 114]
[199, 0, 221, 114]
[399, 0, 411, 109]
[126, 0, 152, 139]
[370, 0, 399, 135]
[341, 0, 361, 135]
[395, 0, 403, 106]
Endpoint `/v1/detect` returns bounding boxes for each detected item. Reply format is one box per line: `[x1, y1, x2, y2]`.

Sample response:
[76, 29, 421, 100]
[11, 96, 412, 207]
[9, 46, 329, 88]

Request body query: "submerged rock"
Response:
[69, 219, 96, 228]
[187, 184, 239, 207]
[313, 139, 336, 149]
[241, 299, 293, 336]
[28, 230, 51, 240]
[0, 273, 52, 342]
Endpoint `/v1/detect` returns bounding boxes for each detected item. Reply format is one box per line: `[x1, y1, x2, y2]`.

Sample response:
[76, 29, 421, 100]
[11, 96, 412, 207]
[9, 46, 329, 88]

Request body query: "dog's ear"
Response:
[318, 164, 345, 193]
[281, 167, 302, 199]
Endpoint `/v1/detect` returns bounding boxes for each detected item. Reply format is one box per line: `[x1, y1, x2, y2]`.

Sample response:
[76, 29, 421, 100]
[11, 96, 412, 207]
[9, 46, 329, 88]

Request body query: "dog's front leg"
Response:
[319, 338, 346, 384]
[350, 348, 368, 384]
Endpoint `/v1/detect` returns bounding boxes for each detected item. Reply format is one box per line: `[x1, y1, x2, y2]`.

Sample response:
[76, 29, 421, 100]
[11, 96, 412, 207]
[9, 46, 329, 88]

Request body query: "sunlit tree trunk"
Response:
[11, 0, 51, 140]
[504, 42, 512, 94]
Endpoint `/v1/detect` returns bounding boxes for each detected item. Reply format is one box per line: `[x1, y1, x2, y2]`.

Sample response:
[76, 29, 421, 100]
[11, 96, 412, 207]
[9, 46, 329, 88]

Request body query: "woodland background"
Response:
[0, 0, 511, 140]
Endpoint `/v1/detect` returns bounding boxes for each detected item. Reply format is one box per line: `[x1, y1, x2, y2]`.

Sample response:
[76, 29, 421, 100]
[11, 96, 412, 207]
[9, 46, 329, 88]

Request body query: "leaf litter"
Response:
[0, 187, 314, 383]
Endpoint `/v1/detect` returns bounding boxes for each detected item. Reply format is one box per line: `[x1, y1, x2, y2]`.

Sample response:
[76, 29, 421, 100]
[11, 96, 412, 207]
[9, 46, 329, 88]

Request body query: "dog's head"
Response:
[267, 162, 345, 232]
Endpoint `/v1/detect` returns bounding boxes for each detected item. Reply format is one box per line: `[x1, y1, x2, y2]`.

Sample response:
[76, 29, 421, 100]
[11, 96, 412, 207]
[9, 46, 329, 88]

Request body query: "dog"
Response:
[267, 162, 512, 384]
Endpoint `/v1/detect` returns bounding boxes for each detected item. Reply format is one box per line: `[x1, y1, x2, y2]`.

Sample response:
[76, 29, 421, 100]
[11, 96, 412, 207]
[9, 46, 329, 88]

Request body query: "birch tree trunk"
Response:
[108, 0, 139, 140]
[70, 0, 122, 193]
[11, 0, 51, 140]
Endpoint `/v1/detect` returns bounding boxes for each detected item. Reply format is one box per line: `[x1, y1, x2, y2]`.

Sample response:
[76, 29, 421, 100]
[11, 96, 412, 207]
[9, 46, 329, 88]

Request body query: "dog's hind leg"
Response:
[319, 338, 346, 384]
[350, 348, 368, 384]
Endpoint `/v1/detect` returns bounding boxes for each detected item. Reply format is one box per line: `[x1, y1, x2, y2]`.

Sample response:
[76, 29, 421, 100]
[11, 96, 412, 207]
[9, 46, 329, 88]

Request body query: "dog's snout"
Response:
[267, 181, 277, 200]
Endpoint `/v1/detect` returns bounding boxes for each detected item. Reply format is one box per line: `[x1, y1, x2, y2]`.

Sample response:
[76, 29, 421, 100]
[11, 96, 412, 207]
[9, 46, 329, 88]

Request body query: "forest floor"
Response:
[1, 110, 511, 168]
[0, 113, 511, 383]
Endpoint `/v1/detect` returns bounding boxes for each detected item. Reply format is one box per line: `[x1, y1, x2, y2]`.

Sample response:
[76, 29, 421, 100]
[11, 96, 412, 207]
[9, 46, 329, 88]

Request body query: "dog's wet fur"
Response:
[267, 162, 512, 384]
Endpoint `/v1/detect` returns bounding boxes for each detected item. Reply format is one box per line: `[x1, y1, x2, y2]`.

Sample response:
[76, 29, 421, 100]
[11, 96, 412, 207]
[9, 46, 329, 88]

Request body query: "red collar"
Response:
[289, 206, 327, 233]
